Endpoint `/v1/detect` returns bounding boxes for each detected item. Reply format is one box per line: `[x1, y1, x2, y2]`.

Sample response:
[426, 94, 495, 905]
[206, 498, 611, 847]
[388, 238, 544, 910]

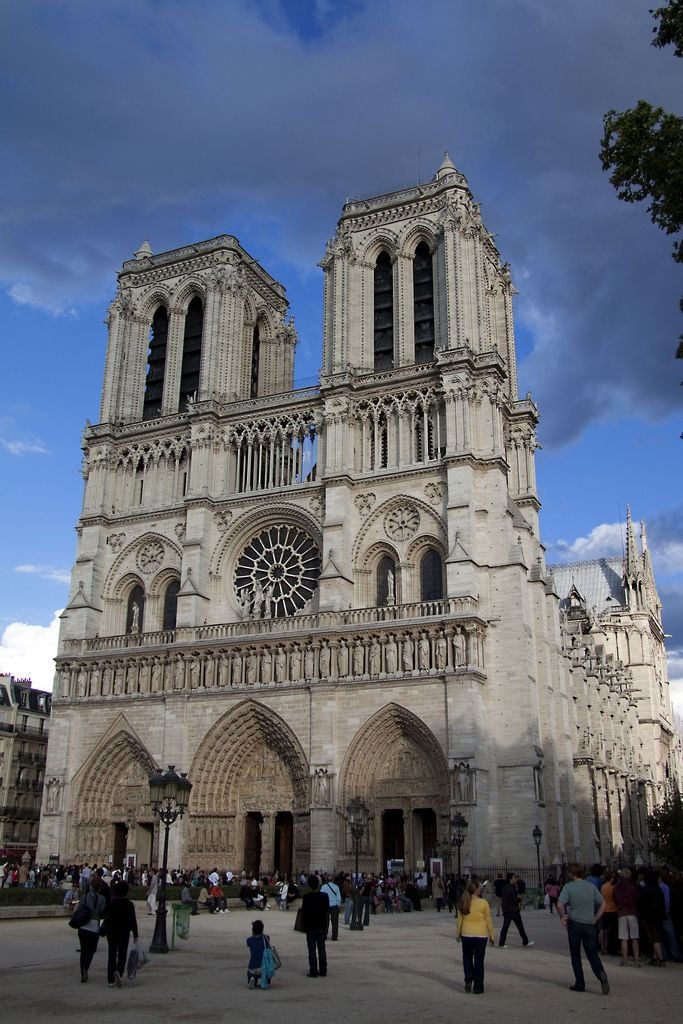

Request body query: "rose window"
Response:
[234, 525, 321, 618]
[385, 505, 420, 541]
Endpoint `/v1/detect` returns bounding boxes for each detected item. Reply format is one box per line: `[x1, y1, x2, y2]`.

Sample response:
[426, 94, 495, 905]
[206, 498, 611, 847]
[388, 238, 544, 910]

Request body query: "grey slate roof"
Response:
[549, 557, 625, 613]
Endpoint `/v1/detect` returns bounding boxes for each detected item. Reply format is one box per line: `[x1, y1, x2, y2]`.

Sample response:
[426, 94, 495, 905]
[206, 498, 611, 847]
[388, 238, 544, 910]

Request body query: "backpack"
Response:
[68, 892, 94, 929]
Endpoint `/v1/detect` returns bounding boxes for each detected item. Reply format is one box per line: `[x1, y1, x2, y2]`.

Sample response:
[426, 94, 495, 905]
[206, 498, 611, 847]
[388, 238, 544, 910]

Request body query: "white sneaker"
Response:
[525, 941, 535, 947]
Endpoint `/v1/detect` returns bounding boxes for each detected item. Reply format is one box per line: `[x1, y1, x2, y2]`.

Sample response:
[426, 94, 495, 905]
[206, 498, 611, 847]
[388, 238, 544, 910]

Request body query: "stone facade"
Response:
[38, 156, 679, 875]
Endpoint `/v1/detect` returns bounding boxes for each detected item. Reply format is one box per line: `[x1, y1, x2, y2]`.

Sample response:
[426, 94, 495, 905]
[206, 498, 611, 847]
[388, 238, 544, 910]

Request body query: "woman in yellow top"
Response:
[457, 880, 495, 993]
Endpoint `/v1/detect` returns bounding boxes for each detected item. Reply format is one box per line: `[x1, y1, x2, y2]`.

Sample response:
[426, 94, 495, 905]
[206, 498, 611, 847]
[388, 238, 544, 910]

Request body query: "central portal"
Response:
[382, 809, 405, 869]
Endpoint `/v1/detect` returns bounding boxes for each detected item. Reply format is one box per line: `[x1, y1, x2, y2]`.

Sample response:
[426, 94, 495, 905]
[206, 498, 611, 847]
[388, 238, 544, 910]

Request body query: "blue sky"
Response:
[0, 0, 681, 709]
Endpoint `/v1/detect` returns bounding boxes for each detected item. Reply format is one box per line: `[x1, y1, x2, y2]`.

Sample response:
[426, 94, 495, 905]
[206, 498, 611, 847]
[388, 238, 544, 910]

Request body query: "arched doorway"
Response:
[340, 704, 449, 875]
[70, 727, 157, 867]
[189, 700, 309, 875]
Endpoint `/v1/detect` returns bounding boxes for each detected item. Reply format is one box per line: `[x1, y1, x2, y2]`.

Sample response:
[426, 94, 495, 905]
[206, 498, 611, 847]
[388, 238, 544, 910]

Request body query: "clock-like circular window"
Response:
[234, 525, 321, 618]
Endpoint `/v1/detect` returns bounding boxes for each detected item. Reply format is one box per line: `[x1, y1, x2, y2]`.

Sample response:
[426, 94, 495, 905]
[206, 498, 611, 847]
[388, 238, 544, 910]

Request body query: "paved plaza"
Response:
[1, 906, 682, 1024]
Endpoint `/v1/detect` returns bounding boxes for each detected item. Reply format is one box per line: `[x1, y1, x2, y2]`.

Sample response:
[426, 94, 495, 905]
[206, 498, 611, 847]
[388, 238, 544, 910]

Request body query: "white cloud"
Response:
[0, 437, 49, 456]
[549, 521, 624, 562]
[15, 564, 71, 585]
[0, 611, 61, 692]
[653, 542, 683, 576]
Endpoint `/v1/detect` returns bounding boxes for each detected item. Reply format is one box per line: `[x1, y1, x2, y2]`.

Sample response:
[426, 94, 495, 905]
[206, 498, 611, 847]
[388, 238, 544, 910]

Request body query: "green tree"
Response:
[600, 2, 683, 358]
[648, 787, 683, 868]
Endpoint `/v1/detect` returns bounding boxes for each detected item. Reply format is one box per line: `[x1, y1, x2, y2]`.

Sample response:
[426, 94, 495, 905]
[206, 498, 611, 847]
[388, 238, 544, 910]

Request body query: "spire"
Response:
[436, 151, 457, 180]
[134, 238, 153, 260]
[623, 506, 644, 610]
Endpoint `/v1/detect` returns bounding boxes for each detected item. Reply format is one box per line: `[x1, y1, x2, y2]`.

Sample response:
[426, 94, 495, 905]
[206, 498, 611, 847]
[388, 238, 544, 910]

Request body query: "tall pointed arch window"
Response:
[250, 324, 261, 398]
[126, 585, 145, 634]
[162, 579, 180, 631]
[420, 548, 444, 601]
[413, 241, 435, 363]
[143, 306, 168, 419]
[374, 250, 394, 370]
[179, 297, 204, 411]
[377, 555, 397, 606]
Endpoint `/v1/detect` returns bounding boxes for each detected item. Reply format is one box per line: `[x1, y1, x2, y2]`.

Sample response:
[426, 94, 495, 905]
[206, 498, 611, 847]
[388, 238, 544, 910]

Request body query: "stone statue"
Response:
[139, 659, 150, 693]
[290, 644, 302, 680]
[151, 657, 162, 692]
[338, 638, 349, 677]
[173, 654, 185, 690]
[436, 630, 447, 670]
[385, 635, 397, 674]
[319, 641, 331, 678]
[246, 648, 258, 685]
[232, 650, 243, 686]
[261, 647, 272, 684]
[402, 635, 414, 672]
[114, 663, 125, 695]
[77, 665, 87, 698]
[89, 665, 101, 697]
[453, 630, 466, 666]
[190, 657, 201, 689]
[369, 638, 381, 676]
[275, 646, 287, 683]
[101, 662, 112, 696]
[45, 777, 61, 813]
[264, 584, 275, 619]
[304, 645, 315, 680]
[386, 568, 395, 605]
[314, 767, 330, 804]
[352, 639, 364, 676]
[130, 600, 141, 634]
[418, 633, 430, 671]
[252, 580, 265, 618]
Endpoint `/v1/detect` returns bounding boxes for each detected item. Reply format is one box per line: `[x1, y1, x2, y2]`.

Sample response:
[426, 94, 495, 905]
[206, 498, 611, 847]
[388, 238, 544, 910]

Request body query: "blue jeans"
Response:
[462, 937, 487, 992]
[567, 919, 606, 988]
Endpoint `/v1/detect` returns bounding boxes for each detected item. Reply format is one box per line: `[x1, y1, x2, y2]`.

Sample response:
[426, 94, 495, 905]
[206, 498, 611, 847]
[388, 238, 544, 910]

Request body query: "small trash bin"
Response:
[172, 903, 191, 947]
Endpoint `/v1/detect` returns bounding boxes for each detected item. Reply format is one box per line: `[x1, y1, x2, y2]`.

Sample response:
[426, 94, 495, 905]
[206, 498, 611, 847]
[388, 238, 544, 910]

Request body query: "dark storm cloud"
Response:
[1, 0, 680, 443]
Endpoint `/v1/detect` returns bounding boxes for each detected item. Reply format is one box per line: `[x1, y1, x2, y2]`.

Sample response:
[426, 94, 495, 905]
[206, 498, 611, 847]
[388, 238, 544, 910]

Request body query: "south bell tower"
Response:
[44, 157, 596, 876]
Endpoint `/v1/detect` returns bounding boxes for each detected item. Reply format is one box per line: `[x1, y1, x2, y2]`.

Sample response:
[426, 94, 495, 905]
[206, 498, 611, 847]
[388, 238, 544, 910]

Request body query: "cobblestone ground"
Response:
[1, 906, 682, 1024]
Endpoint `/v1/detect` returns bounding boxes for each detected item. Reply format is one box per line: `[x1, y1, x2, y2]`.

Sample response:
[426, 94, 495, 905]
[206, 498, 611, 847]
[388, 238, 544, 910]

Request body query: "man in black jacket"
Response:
[301, 874, 330, 977]
[499, 874, 533, 948]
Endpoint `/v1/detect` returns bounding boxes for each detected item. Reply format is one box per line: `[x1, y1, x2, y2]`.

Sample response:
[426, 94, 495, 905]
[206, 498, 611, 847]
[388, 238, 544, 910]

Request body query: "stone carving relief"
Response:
[354, 493, 376, 514]
[385, 505, 420, 541]
[137, 540, 164, 574]
[174, 521, 186, 541]
[214, 510, 233, 532]
[108, 532, 126, 553]
[424, 482, 444, 505]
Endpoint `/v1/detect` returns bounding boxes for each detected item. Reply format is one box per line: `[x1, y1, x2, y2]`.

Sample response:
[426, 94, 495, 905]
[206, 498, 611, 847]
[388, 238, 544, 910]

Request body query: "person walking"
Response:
[76, 875, 107, 983]
[558, 863, 610, 994]
[146, 868, 158, 916]
[498, 874, 534, 948]
[321, 874, 342, 941]
[301, 874, 330, 977]
[432, 871, 446, 912]
[102, 879, 139, 988]
[457, 880, 495, 994]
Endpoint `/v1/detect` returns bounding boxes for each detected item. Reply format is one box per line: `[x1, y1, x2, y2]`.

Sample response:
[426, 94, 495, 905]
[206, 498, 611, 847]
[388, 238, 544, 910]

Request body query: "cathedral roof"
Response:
[549, 557, 625, 612]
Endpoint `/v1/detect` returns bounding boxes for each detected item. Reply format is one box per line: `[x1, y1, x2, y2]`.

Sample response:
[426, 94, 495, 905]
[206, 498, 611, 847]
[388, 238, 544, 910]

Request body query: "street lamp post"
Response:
[450, 812, 468, 879]
[148, 765, 192, 954]
[532, 824, 543, 896]
[347, 796, 369, 932]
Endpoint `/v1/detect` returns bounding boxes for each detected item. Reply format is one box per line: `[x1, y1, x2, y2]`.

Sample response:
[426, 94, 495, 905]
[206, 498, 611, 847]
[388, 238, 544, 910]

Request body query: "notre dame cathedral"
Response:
[38, 155, 680, 875]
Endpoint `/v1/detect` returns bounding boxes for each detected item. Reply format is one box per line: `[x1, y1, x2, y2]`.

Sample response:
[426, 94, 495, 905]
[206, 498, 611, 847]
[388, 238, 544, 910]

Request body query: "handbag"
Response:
[265, 936, 282, 969]
[68, 900, 92, 930]
[294, 906, 305, 932]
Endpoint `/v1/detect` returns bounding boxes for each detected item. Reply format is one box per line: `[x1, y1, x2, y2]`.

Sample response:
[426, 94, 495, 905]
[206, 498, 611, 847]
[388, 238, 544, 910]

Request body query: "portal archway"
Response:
[340, 704, 448, 875]
[189, 700, 309, 874]
[70, 725, 157, 867]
